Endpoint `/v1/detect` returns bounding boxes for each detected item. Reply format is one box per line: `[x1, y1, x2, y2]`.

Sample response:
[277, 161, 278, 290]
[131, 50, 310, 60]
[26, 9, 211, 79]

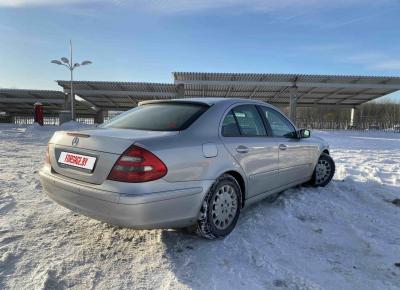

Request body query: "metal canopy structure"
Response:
[57, 74, 400, 110]
[57, 81, 177, 111]
[5, 72, 399, 124]
[173, 72, 400, 108]
[0, 89, 96, 116]
[54, 72, 400, 124]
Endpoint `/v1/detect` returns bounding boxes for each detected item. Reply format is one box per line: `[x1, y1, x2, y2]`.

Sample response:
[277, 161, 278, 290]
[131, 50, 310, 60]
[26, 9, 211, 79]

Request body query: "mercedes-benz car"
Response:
[39, 98, 335, 239]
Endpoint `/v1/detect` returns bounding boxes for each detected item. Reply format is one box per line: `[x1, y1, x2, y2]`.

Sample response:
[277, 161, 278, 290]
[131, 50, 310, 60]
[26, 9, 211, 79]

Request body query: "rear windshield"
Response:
[102, 102, 209, 131]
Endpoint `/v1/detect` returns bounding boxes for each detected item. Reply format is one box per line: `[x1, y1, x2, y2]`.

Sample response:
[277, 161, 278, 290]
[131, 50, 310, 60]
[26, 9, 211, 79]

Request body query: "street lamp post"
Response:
[51, 40, 92, 120]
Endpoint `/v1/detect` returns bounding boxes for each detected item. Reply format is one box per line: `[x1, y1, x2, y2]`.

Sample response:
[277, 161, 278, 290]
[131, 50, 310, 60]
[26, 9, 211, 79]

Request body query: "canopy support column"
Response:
[9, 113, 15, 124]
[289, 89, 298, 125]
[63, 93, 70, 110]
[351, 107, 360, 128]
[95, 109, 105, 124]
[350, 108, 355, 127]
[177, 84, 185, 99]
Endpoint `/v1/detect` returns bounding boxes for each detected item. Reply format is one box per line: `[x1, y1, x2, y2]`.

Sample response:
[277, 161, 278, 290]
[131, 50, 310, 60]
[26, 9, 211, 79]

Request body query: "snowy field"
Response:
[0, 124, 400, 290]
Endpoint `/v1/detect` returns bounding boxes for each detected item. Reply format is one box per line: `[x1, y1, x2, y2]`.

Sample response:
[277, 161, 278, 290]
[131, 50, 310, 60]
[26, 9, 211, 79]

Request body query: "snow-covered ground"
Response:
[0, 124, 399, 290]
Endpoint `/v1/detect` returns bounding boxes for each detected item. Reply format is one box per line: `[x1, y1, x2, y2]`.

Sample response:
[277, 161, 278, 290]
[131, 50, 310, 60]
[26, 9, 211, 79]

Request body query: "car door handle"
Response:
[236, 145, 249, 154]
[279, 144, 287, 150]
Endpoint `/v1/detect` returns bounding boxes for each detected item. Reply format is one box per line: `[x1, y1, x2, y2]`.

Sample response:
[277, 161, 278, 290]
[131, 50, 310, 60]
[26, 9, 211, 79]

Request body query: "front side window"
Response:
[222, 105, 266, 137]
[102, 102, 208, 131]
[260, 107, 297, 138]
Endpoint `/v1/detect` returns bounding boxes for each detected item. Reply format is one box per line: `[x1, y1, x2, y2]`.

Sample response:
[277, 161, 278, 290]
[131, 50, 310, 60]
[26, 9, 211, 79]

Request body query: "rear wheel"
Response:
[311, 153, 335, 187]
[196, 174, 241, 239]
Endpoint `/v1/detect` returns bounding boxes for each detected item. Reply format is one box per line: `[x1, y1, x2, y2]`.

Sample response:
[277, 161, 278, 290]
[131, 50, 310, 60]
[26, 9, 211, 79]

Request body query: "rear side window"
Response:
[102, 102, 209, 131]
[222, 105, 266, 137]
[222, 111, 241, 137]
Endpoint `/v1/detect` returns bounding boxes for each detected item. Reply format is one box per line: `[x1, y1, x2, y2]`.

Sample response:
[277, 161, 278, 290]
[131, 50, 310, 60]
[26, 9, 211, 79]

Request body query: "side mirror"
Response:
[298, 129, 311, 139]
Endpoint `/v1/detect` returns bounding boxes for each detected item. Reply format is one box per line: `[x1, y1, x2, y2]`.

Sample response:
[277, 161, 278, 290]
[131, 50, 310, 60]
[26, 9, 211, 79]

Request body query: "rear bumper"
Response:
[39, 167, 213, 229]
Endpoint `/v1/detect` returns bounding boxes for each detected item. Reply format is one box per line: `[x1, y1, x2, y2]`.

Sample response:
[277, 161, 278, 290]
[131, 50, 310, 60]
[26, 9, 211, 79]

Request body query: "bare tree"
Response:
[289, 101, 400, 130]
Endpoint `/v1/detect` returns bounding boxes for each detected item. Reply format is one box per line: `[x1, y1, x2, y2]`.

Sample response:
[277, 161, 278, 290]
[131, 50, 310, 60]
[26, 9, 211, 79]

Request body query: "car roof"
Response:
[139, 98, 267, 106]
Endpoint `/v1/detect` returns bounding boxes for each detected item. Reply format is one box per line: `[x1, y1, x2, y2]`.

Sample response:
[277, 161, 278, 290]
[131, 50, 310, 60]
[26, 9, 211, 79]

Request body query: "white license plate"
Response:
[58, 152, 96, 170]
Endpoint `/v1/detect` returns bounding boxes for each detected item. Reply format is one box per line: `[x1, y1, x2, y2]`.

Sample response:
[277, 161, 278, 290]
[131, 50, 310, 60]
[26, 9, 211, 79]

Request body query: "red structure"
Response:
[34, 102, 44, 126]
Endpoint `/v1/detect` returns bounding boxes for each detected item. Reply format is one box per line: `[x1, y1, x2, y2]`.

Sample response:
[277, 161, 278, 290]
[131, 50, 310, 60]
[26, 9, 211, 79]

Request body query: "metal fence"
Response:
[2, 115, 399, 132]
[1, 115, 110, 126]
[297, 120, 400, 132]
[12, 116, 60, 125]
[75, 117, 95, 125]
[0, 115, 12, 123]
[8, 116, 96, 126]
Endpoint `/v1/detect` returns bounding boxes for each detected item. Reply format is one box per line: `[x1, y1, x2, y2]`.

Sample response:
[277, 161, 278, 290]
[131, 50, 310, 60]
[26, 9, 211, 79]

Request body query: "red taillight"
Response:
[107, 145, 167, 183]
[45, 145, 50, 164]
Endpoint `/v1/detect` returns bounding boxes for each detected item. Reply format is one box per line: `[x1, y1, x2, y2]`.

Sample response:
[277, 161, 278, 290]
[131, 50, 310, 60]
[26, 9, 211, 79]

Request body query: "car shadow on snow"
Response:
[159, 186, 314, 290]
[160, 179, 400, 290]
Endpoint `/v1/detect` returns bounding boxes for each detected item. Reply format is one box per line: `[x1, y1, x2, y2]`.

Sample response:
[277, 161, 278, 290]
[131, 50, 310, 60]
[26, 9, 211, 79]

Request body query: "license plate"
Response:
[58, 152, 96, 170]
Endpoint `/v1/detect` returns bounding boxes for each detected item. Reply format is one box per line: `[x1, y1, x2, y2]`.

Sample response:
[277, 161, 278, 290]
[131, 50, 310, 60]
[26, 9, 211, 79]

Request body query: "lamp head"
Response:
[81, 60, 92, 66]
[51, 60, 62, 65]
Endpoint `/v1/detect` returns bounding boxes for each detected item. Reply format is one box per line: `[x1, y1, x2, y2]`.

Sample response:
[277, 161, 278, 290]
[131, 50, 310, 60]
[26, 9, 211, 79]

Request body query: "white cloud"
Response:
[0, 0, 387, 11]
[121, 0, 379, 13]
[371, 60, 400, 71]
[346, 53, 400, 71]
[0, 0, 98, 7]
[298, 44, 349, 52]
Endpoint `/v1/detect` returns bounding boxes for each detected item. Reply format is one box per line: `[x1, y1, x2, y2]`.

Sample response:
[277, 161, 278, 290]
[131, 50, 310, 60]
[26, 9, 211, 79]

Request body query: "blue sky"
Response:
[0, 0, 400, 99]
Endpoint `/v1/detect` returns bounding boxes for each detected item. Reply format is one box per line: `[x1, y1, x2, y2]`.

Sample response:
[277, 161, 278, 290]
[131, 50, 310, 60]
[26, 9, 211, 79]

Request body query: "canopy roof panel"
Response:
[0, 89, 96, 115]
[173, 72, 400, 107]
[56, 73, 400, 111]
[57, 81, 177, 110]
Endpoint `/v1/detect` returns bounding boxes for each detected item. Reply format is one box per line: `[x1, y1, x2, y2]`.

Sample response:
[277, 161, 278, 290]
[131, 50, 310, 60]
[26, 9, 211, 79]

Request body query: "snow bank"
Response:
[26, 122, 50, 132]
[0, 129, 399, 289]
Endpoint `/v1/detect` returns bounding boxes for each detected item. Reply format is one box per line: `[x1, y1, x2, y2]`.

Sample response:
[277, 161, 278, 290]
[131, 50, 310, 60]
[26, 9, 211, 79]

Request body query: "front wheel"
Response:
[310, 153, 335, 187]
[196, 174, 242, 239]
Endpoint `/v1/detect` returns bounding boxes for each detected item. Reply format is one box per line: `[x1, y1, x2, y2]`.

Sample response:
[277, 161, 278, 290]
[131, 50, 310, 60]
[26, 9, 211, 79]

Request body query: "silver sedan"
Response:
[39, 98, 335, 239]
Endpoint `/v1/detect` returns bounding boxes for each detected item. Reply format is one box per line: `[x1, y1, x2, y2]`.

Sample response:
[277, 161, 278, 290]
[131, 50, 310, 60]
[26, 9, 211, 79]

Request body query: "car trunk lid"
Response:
[48, 128, 177, 184]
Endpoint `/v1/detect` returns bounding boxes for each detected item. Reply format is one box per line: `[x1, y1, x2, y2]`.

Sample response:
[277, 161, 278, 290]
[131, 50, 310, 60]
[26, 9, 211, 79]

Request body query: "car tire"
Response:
[196, 174, 242, 239]
[310, 153, 335, 187]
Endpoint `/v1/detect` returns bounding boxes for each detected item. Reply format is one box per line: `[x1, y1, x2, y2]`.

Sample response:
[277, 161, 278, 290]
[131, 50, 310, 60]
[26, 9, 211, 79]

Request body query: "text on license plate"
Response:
[58, 152, 96, 170]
